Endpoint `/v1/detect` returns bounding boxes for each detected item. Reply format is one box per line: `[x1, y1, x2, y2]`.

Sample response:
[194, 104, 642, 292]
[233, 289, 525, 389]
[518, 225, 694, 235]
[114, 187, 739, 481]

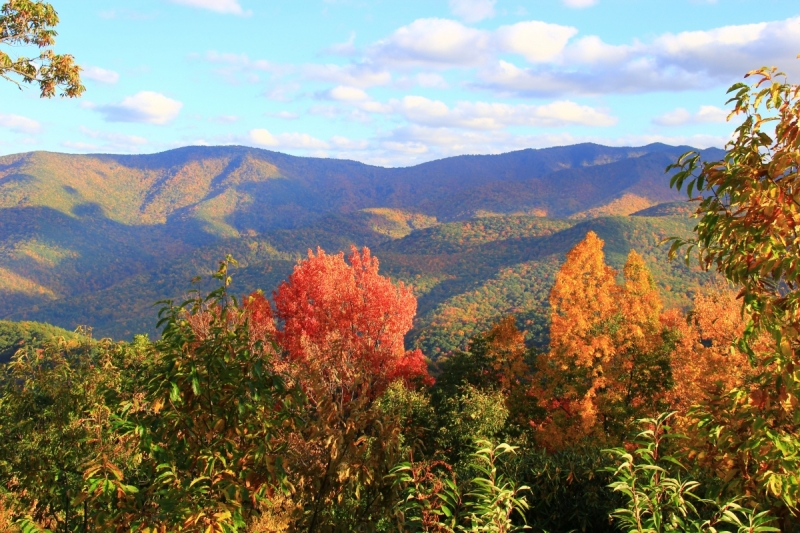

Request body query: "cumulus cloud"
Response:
[393, 96, 617, 129]
[369, 18, 491, 67]
[248, 128, 329, 149]
[0, 113, 42, 134]
[449, 0, 496, 23]
[362, 125, 728, 167]
[367, 18, 580, 69]
[350, 15, 799, 96]
[652, 105, 728, 126]
[476, 16, 800, 96]
[330, 136, 369, 150]
[369, 124, 577, 165]
[494, 21, 578, 62]
[415, 73, 449, 88]
[95, 91, 183, 124]
[168, 0, 248, 15]
[83, 66, 120, 84]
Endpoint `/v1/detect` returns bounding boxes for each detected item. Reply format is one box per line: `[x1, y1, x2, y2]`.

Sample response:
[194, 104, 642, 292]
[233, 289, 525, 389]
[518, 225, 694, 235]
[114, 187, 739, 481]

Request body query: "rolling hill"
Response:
[0, 143, 721, 354]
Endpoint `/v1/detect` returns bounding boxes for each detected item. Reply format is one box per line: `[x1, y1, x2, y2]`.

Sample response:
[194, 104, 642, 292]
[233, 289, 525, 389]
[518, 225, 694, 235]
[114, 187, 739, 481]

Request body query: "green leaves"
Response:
[390, 440, 529, 533]
[666, 60, 800, 521]
[79, 260, 302, 531]
[606, 413, 779, 533]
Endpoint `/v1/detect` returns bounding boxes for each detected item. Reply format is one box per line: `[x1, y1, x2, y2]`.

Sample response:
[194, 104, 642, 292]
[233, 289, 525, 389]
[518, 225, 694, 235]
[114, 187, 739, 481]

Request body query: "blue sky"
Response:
[1, 0, 799, 166]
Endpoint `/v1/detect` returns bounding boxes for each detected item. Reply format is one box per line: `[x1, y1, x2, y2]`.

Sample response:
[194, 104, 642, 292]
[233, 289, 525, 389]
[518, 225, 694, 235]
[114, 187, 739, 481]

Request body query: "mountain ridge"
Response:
[0, 142, 721, 351]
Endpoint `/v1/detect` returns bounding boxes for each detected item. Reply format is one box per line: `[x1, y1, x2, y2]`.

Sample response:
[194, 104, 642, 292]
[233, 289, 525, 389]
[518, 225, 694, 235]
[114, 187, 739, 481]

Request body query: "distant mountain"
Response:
[0, 143, 722, 352]
[0, 143, 721, 228]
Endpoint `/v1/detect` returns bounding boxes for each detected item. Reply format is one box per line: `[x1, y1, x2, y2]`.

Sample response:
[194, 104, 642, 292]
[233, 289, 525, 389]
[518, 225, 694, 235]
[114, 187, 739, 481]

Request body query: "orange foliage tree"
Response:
[662, 288, 763, 417]
[534, 231, 618, 447]
[534, 234, 673, 449]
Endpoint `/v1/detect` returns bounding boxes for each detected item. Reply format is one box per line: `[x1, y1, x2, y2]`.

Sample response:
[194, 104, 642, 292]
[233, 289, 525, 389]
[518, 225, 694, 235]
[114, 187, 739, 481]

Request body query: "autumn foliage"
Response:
[534, 233, 674, 449]
[272, 246, 431, 395]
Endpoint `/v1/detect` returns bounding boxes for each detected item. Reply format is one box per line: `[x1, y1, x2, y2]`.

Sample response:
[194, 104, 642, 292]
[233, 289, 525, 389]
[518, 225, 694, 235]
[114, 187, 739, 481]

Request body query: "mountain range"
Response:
[0, 142, 723, 354]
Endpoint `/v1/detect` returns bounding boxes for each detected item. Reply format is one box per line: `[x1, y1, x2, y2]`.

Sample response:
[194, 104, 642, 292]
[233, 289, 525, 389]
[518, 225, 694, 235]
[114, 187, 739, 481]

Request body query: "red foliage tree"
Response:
[272, 246, 431, 396]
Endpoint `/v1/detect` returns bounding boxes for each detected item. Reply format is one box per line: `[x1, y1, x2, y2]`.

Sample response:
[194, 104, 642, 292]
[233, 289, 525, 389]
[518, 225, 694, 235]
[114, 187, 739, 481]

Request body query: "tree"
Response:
[534, 238, 674, 449]
[533, 231, 620, 448]
[273, 246, 430, 398]
[1, 0, 84, 97]
[83, 259, 300, 531]
[268, 246, 432, 531]
[667, 62, 800, 527]
[0, 331, 115, 530]
[602, 250, 674, 438]
[662, 288, 762, 417]
[607, 412, 779, 533]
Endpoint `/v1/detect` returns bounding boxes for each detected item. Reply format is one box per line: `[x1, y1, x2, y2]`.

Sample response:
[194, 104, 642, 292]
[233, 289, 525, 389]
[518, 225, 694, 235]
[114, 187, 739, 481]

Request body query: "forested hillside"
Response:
[0, 143, 720, 350]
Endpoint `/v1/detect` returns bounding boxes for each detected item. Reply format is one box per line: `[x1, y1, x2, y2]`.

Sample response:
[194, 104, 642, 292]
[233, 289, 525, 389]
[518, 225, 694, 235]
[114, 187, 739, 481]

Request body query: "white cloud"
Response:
[449, 0, 496, 23]
[367, 17, 579, 69]
[201, 50, 286, 84]
[263, 83, 301, 102]
[394, 96, 617, 129]
[308, 104, 374, 123]
[475, 16, 800, 96]
[326, 85, 370, 101]
[168, 0, 248, 15]
[204, 50, 281, 72]
[494, 21, 578, 63]
[0, 113, 42, 134]
[248, 129, 279, 146]
[363, 125, 727, 167]
[95, 91, 183, 124]
[79, 126, 148, 145]
[62, 141, 102, 151]
[653, 105, 728, 126]
[304, 63, 392, 87]
[83, 66, 120, 84]
[248, 129, 329, 149]
[369, 18, 490, 67]
[562, 0, 598, 8]
[358, 100, 393, 114]
[562, 36, 631, 64]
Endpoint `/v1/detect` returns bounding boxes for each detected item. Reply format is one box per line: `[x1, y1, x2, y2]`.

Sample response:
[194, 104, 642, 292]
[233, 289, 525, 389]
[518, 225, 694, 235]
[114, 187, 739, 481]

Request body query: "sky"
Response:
[1, 0, 799, 167]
